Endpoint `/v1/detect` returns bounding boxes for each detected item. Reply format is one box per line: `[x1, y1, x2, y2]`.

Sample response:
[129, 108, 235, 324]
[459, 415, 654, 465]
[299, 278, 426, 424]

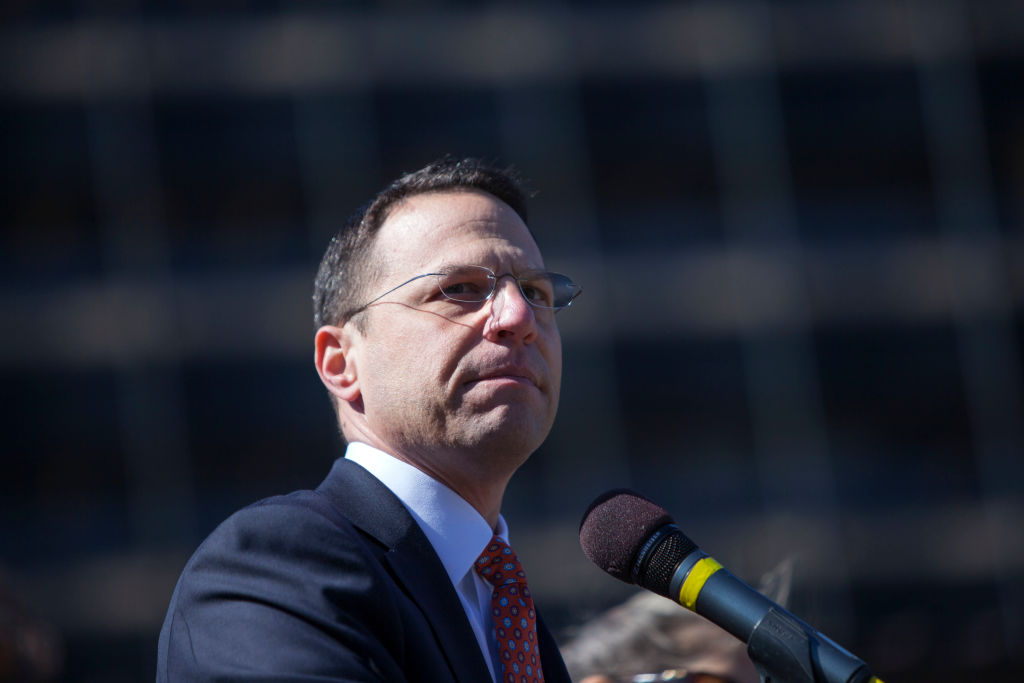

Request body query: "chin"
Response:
[458, 411, 552, 459]
[445, 391, 554, 448]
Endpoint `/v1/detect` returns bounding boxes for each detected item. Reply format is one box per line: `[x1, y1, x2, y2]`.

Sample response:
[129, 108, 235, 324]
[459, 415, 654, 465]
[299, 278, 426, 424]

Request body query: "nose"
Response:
[483, 275, 538, 344]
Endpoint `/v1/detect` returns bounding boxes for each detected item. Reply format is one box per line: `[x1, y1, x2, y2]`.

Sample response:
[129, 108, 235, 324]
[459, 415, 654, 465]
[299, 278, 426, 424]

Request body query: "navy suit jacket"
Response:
[157, 457, 572, 682]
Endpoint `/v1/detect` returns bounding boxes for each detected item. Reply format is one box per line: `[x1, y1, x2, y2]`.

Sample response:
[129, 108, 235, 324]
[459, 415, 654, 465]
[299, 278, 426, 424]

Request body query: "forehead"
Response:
[371, 190, 543, 273]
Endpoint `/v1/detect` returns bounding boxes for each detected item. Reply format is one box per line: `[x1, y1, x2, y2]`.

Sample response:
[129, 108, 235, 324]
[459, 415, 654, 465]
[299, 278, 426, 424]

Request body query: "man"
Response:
[157, 157, 581, 682]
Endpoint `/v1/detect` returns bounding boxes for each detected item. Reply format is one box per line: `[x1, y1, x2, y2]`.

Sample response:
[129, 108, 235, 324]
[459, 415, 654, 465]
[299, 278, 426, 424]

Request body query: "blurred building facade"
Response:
[1, 1, 1022, 681]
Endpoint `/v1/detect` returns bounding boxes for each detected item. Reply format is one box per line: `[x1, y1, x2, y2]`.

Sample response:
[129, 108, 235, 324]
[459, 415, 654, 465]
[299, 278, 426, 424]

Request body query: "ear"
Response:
[314, 325, 361, 404]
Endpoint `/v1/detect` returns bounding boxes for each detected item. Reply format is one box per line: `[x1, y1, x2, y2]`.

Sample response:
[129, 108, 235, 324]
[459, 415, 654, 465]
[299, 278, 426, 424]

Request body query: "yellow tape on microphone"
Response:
[678, 557, 723, 610]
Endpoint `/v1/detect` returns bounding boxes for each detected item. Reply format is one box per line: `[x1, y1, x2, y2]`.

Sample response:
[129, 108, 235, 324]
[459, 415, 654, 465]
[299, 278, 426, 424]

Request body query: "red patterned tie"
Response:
[474, 536, 544, 683]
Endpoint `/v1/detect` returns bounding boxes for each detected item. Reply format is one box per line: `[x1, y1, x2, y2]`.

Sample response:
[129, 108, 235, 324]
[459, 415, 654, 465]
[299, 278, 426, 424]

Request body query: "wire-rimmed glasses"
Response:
[341, 264, 582, 322]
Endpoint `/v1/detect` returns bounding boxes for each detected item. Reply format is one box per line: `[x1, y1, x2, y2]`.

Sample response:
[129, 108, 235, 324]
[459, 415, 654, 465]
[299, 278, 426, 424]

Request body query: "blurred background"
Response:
[2, 0, 1023, 681]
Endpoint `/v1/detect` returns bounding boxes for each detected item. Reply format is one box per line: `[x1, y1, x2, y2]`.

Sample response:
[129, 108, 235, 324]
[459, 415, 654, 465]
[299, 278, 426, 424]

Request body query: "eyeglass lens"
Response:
[434, 266, 579, 309]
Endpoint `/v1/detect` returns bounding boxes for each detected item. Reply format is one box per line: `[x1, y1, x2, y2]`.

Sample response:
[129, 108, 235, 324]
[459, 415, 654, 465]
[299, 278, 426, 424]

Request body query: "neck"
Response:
[345, 430, 512, 528]
[395, 449, 511, 529]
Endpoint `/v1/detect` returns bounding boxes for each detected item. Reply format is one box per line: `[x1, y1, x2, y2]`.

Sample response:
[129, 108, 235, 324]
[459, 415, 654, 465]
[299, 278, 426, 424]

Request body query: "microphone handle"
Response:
[668, 552, 882, 683]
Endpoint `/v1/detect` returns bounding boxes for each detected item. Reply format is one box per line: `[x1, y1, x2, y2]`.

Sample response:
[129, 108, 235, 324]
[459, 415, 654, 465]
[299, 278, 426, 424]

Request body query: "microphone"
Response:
[579, 489, 883, 683]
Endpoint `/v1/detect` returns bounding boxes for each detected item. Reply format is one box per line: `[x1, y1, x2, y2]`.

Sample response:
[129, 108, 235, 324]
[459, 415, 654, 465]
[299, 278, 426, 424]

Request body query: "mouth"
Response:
[466, 367, 540, 390]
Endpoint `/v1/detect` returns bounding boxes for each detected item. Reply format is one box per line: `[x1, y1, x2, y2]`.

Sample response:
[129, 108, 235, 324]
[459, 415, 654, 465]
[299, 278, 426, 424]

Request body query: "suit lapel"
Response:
[317, 457, 494, 683]
[384, 536, 495, 683]
[536, 610, 572, 683]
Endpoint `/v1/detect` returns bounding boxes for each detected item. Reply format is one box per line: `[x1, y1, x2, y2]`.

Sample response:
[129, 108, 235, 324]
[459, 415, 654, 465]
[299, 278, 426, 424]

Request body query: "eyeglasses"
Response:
[342, 265, 582, 322]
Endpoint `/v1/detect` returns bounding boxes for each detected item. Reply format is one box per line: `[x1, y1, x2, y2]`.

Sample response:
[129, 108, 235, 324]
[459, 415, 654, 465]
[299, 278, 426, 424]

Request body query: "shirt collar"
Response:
[344, 442, 509, 585]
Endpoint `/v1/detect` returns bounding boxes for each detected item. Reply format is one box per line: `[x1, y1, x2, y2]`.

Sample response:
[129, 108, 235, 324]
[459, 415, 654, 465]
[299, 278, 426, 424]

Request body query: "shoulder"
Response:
[216, 489, 374, 552]
[176, 489, 389, 601]
[158, 490, 406, 681]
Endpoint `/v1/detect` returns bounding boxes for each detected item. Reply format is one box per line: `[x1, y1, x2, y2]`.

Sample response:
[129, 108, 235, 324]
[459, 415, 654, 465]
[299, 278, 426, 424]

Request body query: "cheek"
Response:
[387, 323, 461, 390]
[542, 328, 564, 396]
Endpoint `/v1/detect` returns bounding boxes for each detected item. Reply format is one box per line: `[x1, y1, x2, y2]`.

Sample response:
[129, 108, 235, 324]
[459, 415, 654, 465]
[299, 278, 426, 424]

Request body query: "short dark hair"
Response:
[312, 156, 530, 330]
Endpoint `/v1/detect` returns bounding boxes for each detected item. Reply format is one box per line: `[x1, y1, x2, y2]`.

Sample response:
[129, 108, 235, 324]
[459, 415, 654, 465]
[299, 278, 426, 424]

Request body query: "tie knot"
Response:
[474, 536, 527, 586]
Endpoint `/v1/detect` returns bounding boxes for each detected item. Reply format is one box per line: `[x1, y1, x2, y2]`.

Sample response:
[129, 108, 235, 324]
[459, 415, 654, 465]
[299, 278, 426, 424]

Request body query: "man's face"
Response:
[347, 189, 563, 477]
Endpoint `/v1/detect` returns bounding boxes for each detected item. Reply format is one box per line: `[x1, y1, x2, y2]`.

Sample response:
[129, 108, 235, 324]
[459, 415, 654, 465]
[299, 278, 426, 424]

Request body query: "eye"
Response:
[437, 269, 493, 302]
[441, 280, 485, 298]
[519, 278, 555, 307]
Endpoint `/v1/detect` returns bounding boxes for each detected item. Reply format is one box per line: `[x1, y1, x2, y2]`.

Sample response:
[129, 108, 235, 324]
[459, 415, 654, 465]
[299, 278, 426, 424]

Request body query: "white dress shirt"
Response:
[345, 442, 504, 681]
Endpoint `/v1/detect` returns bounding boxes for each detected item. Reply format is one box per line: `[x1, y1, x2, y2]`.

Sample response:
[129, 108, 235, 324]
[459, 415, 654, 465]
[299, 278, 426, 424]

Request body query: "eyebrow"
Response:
[433, 263, 548, 275]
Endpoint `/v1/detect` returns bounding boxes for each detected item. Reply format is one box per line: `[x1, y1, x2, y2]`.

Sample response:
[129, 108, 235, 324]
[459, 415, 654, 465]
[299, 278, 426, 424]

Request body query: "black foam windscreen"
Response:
[578, 488, 675, 583]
